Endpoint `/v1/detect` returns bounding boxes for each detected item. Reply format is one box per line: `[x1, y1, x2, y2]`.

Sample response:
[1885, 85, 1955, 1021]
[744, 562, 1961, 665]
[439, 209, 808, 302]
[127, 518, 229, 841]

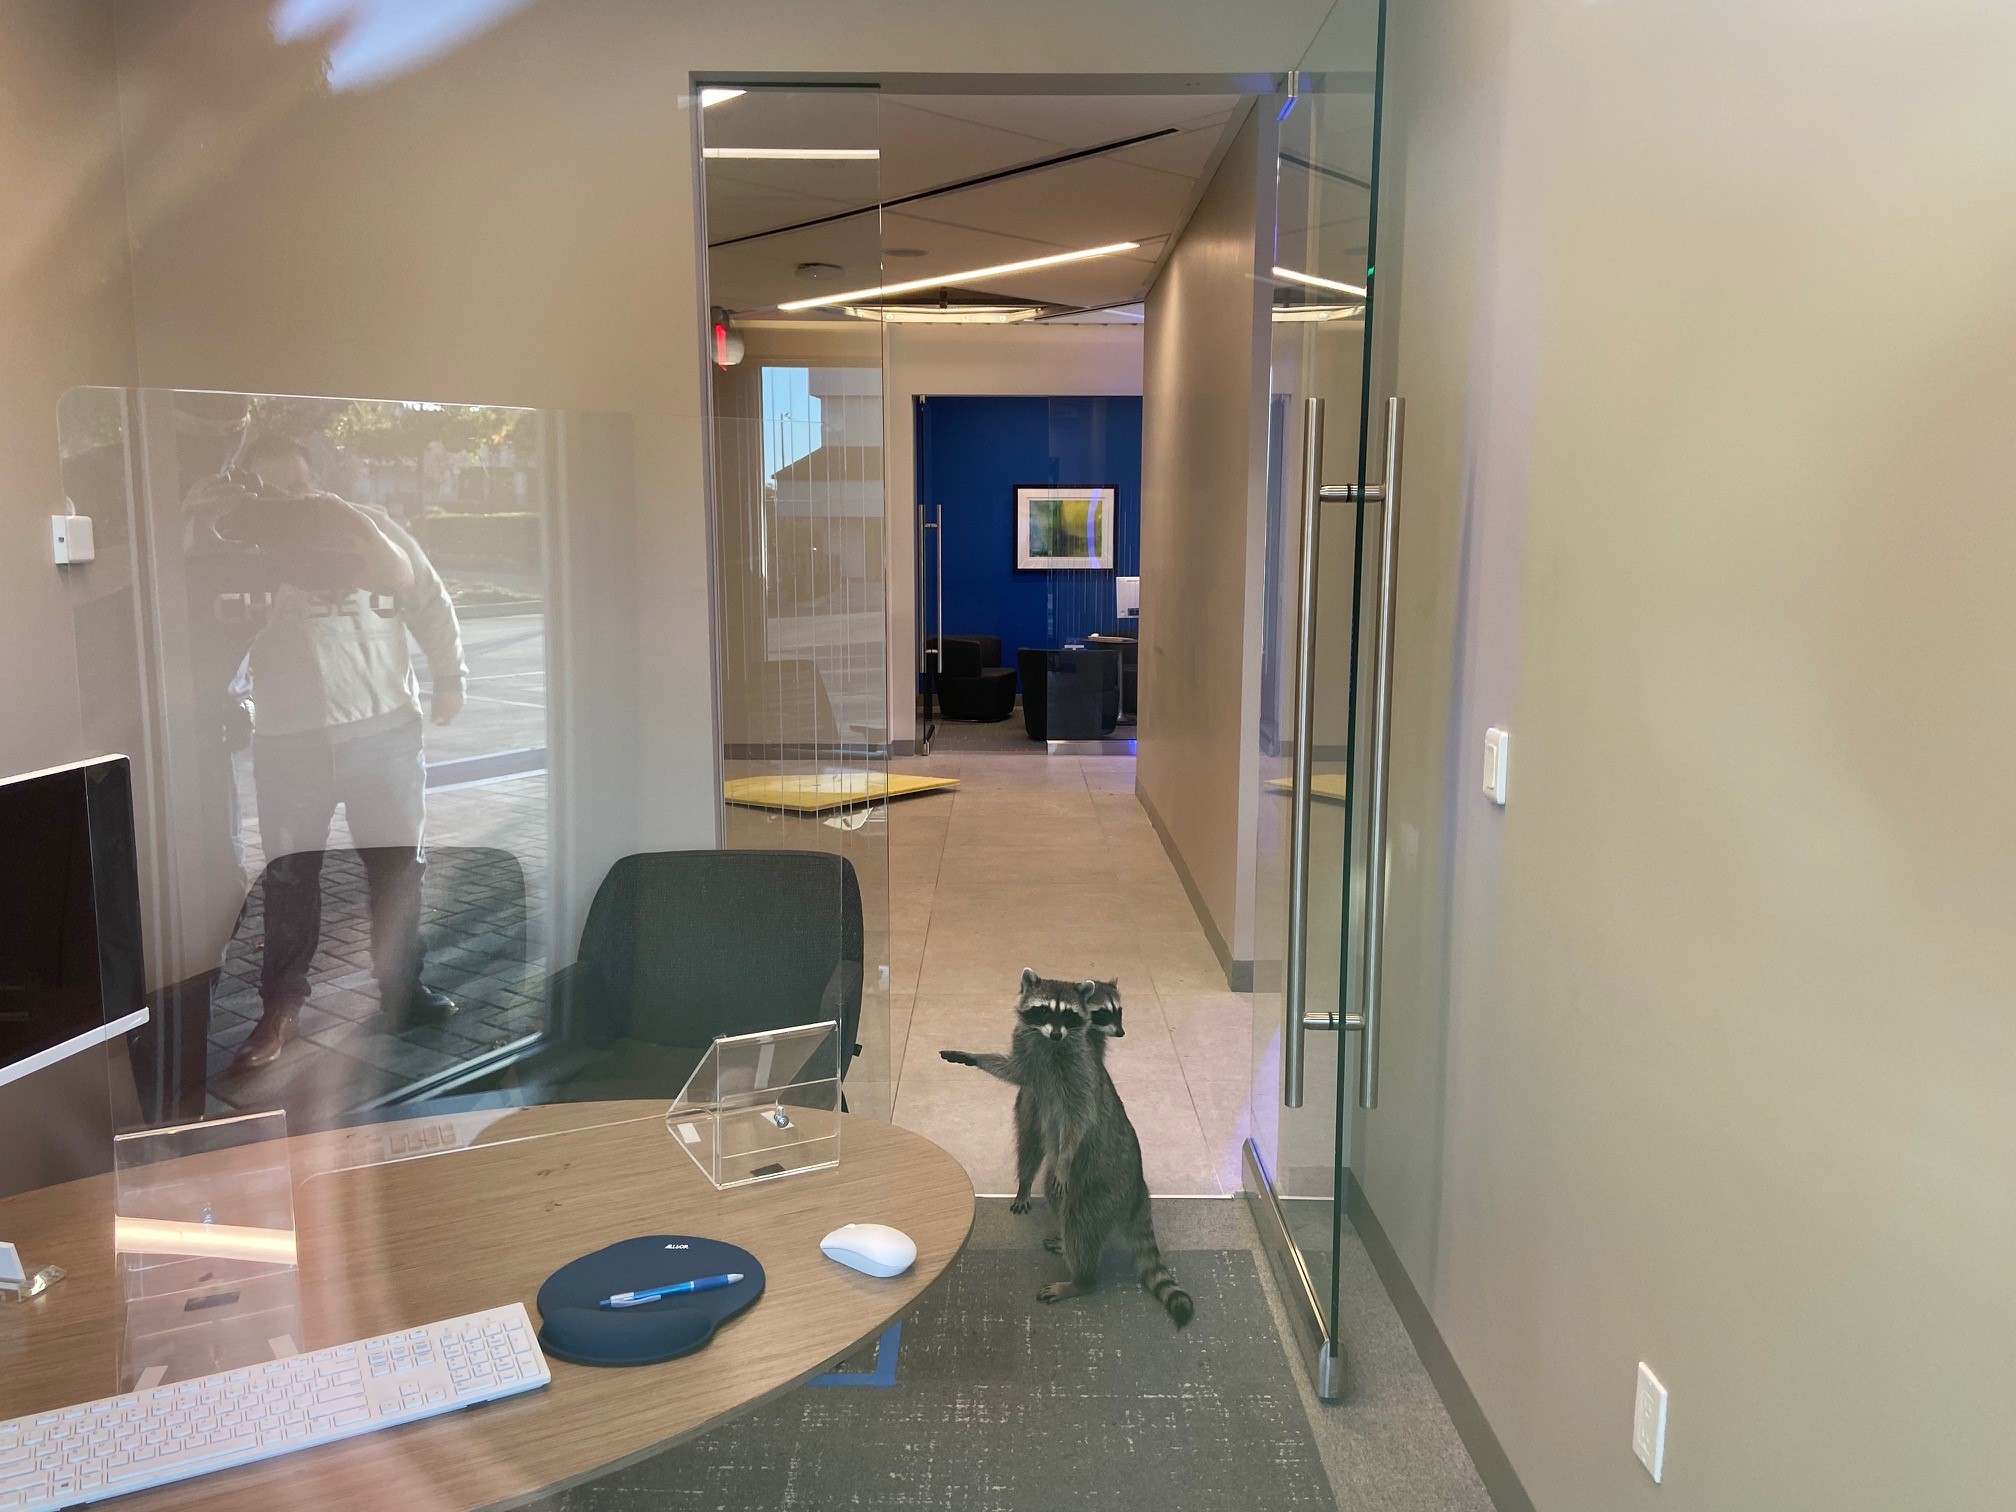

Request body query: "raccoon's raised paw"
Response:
[939, 1050, 976, 1066]
[1043, 1235, 1064, 1254]
[1009, 1197, 1032, 1215]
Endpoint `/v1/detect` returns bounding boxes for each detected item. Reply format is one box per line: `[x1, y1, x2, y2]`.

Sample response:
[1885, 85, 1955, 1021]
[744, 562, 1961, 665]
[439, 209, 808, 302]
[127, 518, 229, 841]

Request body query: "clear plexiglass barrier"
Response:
[113, 1111, 301, 1391]
[666, 1021, 843, 1189]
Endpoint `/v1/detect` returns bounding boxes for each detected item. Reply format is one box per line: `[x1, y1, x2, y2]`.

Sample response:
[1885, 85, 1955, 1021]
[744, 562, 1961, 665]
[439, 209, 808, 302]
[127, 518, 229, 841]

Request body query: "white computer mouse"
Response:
[819, 1223, 917, 1278]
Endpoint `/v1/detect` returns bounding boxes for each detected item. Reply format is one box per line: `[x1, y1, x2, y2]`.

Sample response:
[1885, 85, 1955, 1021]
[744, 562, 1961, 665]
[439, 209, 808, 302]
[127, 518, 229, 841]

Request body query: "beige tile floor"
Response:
[885, 750, 1253, 1196]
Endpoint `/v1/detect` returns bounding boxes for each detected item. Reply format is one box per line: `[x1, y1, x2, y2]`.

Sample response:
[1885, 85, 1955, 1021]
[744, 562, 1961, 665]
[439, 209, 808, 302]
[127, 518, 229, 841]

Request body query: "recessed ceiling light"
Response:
[703, 147, 880, 160]
[884, 247, 929, 259]
[699, 88, 745, 108]
[794, 262, 846, 280]
[1272, 265, 1367, 298]
[1272, 303, 1365, 323]
[843, 305, 1043, 324]
[777, 241, 1143, 312]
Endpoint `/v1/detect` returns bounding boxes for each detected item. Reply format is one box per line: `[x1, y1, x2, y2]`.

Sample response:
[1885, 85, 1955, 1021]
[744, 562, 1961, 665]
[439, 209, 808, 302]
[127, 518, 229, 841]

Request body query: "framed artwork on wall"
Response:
[1015, 485, 1116, 570]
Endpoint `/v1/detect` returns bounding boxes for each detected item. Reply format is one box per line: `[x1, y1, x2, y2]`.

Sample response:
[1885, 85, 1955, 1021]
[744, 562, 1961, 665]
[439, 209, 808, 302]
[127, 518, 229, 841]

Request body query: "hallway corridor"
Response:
[887, 752, 1252, 1196]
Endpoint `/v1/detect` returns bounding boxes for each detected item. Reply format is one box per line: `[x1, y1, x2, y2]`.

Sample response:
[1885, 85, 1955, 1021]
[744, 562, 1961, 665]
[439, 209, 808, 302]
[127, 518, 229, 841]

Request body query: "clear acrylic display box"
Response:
[665, 1020, 842, 1189]
[112, 1109, 303, 1390]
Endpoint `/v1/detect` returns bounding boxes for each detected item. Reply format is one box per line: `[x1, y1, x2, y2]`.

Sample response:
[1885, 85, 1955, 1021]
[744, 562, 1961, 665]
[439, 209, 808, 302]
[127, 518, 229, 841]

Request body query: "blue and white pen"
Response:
[598, 1273, 746, 1308]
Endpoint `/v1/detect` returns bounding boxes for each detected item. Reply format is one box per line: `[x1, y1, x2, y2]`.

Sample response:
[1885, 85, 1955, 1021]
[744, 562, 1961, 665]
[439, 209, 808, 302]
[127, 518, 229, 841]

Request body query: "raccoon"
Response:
[1079, 977, 1124, 1042]
[940, 968, 1193, 1328]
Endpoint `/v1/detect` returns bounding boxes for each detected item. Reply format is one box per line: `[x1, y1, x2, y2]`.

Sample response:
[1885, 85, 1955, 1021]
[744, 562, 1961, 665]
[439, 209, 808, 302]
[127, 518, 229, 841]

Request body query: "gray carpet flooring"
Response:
[534, 1246, 1334, 1512]
[530, 1198, 1495, 1512]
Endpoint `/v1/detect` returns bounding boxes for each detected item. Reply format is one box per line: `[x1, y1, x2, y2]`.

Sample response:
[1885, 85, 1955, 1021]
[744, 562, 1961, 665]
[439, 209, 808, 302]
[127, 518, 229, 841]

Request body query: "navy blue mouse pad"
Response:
[536, 1235, 765, 1367]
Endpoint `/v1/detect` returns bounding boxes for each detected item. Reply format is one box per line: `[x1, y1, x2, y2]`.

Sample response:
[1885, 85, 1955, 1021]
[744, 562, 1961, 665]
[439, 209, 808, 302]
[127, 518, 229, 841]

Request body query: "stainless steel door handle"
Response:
[1282, 399, 1327, 1108]
[1281, 397, 1402, 1110]
[918, 506, 932, 668]
[1358, 396, 1403, 1110]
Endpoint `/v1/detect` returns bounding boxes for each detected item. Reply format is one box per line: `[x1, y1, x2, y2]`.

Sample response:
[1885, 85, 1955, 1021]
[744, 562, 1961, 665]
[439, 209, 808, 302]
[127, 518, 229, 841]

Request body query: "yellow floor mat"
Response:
[1264, 774, 1349, 803]
[723, 771, 960, 813]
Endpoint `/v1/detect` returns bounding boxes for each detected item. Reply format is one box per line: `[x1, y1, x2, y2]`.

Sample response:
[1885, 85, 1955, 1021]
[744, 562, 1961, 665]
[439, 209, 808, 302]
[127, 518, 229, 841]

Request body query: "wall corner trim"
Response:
[1136, 780, 1253, 991]
[1344, 1171, 1536, 1512]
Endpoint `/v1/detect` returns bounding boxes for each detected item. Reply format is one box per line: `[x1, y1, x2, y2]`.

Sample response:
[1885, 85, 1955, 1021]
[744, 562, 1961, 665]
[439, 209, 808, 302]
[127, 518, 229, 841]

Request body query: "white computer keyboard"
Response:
[0, 1302, 548, 1511]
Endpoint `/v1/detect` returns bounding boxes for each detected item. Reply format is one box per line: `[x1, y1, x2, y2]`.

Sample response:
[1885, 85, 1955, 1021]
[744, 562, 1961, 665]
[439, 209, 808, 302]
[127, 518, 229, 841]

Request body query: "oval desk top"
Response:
[0, 1104, 976, 1511]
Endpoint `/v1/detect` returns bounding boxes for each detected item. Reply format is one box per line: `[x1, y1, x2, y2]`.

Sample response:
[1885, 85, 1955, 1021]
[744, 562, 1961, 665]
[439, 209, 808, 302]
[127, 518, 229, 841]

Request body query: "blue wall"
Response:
[915, 395, 1142, 669]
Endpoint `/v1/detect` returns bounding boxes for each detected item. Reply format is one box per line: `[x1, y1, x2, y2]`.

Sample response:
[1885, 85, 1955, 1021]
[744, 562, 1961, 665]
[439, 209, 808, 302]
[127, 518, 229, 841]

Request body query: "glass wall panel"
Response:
[703, 86, 895, 1118]
[61, 387, 557, 1134]
[56, 382, 842, 1178]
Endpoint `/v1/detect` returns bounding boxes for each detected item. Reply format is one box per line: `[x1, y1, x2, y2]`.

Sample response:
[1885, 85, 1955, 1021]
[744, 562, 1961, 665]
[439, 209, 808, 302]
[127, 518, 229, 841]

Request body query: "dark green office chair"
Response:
[527, 849, 864, 1101]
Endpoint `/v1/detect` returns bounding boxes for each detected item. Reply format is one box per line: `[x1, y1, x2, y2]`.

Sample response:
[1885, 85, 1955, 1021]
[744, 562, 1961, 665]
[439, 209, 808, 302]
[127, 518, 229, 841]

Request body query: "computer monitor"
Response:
[0, 756, 148, 1090]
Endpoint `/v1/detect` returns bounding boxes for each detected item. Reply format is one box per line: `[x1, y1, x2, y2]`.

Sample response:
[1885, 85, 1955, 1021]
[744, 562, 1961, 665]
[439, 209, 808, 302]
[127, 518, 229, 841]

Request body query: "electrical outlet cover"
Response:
[1634, 1361, 1668, 1483]
[1482, 727, 1510, 806]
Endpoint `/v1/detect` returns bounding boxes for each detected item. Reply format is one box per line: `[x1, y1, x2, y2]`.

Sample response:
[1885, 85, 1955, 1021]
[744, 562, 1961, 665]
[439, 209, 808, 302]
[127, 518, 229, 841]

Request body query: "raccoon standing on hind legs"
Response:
[940, 968, 1194, 1329]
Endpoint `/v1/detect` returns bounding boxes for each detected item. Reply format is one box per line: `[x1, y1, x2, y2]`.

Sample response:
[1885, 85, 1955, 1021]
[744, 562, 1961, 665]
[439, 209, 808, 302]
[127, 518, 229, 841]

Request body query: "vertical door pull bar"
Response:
[1283, 399, 1327, 1107]
[1358, 397, 1404, 1110]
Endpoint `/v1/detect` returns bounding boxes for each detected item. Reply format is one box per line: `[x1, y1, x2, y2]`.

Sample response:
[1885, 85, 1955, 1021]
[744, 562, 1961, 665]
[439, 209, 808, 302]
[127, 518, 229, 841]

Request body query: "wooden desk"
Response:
[0, 1105, 975, 1510]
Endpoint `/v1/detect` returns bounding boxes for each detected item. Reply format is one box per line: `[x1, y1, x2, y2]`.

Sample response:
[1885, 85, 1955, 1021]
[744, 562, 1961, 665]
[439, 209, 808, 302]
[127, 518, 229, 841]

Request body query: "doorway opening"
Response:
[694, 36, 1447, 1494]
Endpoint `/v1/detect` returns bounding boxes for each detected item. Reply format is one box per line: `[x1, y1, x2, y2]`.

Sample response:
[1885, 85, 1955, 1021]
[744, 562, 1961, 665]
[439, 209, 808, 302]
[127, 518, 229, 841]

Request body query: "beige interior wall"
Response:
[0, 0, 1335, 981]
[0, 0, 1331, 862]
[0, 0, 136, 778]
[0, 0, 135, 1192]
[886, 322, 1144, 745]
[1136, 105, 1271, 971]
[1366, 1, 2016, 1506]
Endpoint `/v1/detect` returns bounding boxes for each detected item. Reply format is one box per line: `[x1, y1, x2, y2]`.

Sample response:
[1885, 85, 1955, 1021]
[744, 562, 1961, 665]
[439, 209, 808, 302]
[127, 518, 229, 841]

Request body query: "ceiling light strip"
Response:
[778, 242, 1142, 312]
[707, 127, 1176, 251]
[704, 148, 880, 160]
[1271, 264, 1367, 298]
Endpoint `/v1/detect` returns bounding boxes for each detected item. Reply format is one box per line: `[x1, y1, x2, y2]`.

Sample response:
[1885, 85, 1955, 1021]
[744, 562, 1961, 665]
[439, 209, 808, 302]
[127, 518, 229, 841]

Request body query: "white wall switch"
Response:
[1634, 1361, 1669, 1483]
[51, 512, 95, 564]
[1482, 727, 1510, 806]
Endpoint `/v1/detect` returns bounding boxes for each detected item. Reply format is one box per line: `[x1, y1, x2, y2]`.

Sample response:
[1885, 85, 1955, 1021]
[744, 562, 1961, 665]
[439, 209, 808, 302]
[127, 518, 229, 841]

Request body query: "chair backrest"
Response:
[1016, 647, 1121, 739]
[934, 636, 986, 678]
[930, 633, 1001, 676]
[571, 850, 863, 1069]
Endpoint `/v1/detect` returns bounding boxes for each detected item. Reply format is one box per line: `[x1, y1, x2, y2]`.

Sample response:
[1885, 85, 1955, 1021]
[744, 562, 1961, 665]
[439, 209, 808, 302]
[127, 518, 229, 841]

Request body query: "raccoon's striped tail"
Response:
[1130, 1209, 1194, 1329]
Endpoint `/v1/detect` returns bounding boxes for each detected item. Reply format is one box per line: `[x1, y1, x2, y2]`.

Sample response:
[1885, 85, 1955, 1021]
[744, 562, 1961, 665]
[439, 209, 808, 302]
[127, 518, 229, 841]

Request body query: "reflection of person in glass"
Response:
[222, 434, 467, 1071]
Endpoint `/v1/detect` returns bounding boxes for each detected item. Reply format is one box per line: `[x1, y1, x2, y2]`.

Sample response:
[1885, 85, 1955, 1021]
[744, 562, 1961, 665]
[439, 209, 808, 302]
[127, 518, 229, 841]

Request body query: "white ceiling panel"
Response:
[704, 165, 874, 246]
[706, 91, 1255, 318]
[908, 94, 1239, 149]
[877, 101, 1064, 201]
[906, 156, 1198, 251]
[1106, 117, 1237, 180]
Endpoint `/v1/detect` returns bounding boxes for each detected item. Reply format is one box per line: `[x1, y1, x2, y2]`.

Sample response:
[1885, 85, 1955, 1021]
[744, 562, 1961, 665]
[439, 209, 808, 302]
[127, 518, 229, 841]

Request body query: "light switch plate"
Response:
[1482, 727, 1510, 806]
[1634, 1361, 1668, 1483]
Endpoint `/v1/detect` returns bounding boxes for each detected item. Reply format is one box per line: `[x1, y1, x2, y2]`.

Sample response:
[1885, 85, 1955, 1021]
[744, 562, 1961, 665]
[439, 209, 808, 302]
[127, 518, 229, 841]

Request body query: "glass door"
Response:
[701, 84, 896, 1119]
[1245, 0, 1398, 1400]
